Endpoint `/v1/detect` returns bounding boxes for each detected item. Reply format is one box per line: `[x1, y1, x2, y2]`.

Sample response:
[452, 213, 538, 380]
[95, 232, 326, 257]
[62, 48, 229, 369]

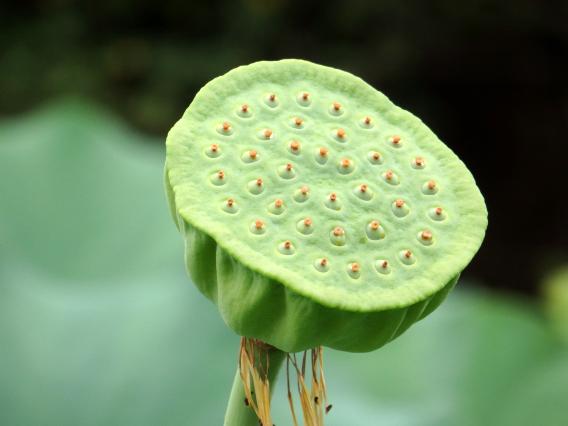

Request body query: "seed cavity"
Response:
[338, 158, 355, 175]
[333, 128, 347, 142]
[241, 149, 259, 163]
[258, 128, 274, 140]
[418, 230, 434, 246]
[347, 262, 360, 279]
[391, 199, 410, 217]
[293, 185, 310, 202]
[399, 249, 416, 265]
[278, 162, 297, 179]
[422, 180, 439, 195]
[268, 198, 285, 215]
[389, 135, 402, 148]
[367, 151, 383, 165]
[217, 121, 233, 135]
[383, 169, 400, 185]
[278, 240, 295, 255]
[315, 147, 329, 165]
[249, 219, 266, 235]
[206, 144, 221, 158]
[353, 183, 373, 201]
[210, 170, 226, 186]
[247, 178, 264, 195]
[375, 259, 391, 275]
[324, 192, 342, 211]
[329, 102, 344, 116]
[264, 93, 278, 107]
[297, 92, 311, 106]
[288, 140, 301, 155]
[314, 257, 329, 273]
[429, 207, 447, 221]
[359, 116, 374, 129]
[290, 117, 305, 129]
[365, 220, 385, 240]
[330, 226, 346, 246]
[222, 198, 238, 214]
[296, 217, 314, 235]
[412, 156, 426, 169]
[237, 104, 252, 118]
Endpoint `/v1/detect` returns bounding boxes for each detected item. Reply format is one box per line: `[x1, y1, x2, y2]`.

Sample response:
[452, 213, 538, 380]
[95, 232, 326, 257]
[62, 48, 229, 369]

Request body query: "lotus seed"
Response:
[330, 102, 344, 116]
[375, 259, 391, 275]
[324, 192, 342, 211]
[315, 147, 329, 164]
[210, 170, 226, 186]
[418, 230, 434, 246]
[389, 135, 402, 147]
[247, 178, 264, 195]
[259, 128, 273, 140]
[296, 217, 314, 235]
[297, 92, 311, 106]
[383, 169, 400, 185]
[359, 116, 374, 129]
[293, 185, 310, 202]
[367, 151, 383, 165]
[291, 117, 304, 129]
[422, 180, 439, 195]
[365, 220, 385, 240]
[278, 240, 295, 255]
[250, 219, 266, 235]
[391, 199, 410, 217]
[288, 140, 301, 154]
[206, 144, 220, 158]
[347, 262, 360, 279]
[217, 121, 233, 135]
[268, 198, 285, 215]
[399, 249, 416, 265]
[429, 206, 447, 221]
[241, 149, 259, 163]
[313, 257, 329, 272]
[265, 93, 278, 107]
[333, 128, 347, 142]
[353, 183, 373, 201]
[338, 158, 354, 174]
[330, 226, 346, 246]
[237, 104, 252, 118]
[222, 198, 238, 214]
[278, 163, 296, 179]
[412, 156, 426, 169]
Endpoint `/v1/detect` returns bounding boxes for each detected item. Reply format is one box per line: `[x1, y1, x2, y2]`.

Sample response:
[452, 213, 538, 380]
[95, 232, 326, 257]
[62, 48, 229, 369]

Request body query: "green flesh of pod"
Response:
[165, 59, 487, 353]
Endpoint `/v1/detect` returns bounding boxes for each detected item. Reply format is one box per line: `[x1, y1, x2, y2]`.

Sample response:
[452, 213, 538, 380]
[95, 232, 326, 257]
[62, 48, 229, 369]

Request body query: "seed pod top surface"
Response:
[166, 59, 487, 313]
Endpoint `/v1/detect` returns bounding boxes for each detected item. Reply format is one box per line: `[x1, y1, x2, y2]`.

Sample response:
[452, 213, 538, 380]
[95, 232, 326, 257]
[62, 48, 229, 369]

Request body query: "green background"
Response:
[1, 101, 566, 425]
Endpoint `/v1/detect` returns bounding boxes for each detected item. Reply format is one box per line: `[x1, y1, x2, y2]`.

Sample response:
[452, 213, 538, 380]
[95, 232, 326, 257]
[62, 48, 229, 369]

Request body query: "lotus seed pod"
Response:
[165, 59, 487, 353]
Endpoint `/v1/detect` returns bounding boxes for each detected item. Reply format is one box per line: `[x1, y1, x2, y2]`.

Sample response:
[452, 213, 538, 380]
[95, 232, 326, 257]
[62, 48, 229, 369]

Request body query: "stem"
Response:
[224, 344, 287, 426]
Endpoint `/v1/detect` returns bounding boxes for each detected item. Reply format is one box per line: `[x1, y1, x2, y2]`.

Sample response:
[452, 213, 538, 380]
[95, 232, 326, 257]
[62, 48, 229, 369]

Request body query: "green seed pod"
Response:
[165, 59, 487, 353]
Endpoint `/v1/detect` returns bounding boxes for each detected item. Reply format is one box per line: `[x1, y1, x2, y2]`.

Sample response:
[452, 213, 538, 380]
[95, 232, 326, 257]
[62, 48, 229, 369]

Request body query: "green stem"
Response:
[223, 345, 287, 426]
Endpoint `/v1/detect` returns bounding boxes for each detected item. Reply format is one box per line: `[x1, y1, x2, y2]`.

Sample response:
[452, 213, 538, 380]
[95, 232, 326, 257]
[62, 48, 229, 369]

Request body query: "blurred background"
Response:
[1, 1, 567, 425]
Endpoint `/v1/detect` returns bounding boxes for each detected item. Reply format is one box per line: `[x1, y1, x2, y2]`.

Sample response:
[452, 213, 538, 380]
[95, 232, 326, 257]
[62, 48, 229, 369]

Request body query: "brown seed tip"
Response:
[333, 226, 344, 236]
[415, 156, 424, 166]
[333, 102, 341, 111]
[337, 128, 346, 139]
[241, 104, 248, 113]
[290, 140, 300, 151]
[428, 180, 437, 190]
[391, 135, 401, 144]
[329, 192, 337, 202]
[256, 178, 263, 186]
[320, 258, 328, 267]
[395, 199, 405, 208]
[372, 151, 381, 161]
[294, 117, 303, 126]
[249, 150, 257, 159]
[435, 207, 443, 215]
[263, 129, 273, 139]
[364, 116, 372, 125]
[275, 199, 283, 208]
[351, 263, 360, 273]
[269, 93, 276, 102]
[286, 163, 293, 171]
[300, 185, 309, 195]
[341, 158, 351, 168]
[284, 240, 292, 250]
[385, 170, 394, 180]
[304, 218, 312, 227]
[255, 220, 264, 230]
[210, 144, 218, 152]
[404, 250, 412, 258]
[360, 184, 368, 193]
[217, 170, 225, 179]
[421, 230, 433, 240]
[222, 122, 231, 132]
[319, 147, 328, 157]
[370, 220, 380, 230]
[381, 260, 389, 268]
[302, 92, 309, 100]
[227, 198, 234, 207]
